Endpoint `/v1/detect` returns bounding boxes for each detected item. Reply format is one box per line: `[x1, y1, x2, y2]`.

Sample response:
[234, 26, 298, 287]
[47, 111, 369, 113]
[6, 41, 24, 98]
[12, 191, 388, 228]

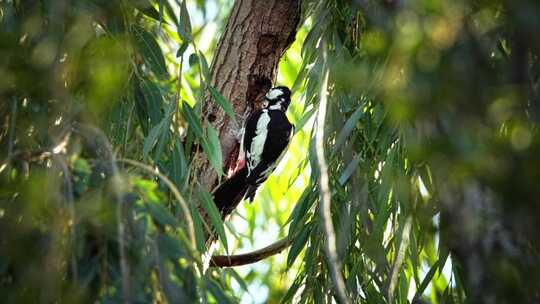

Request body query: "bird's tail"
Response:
[212, 166, 249, 216]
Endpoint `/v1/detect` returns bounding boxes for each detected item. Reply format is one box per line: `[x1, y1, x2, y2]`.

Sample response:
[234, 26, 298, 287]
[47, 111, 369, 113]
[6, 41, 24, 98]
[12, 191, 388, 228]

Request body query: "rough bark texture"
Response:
[196, 0, 301, 194]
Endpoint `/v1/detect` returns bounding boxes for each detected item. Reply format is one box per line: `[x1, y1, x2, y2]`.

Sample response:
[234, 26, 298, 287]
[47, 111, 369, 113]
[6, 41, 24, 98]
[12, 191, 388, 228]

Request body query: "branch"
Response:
[210, 235, 293, 268]
[315, 46, 350, 304]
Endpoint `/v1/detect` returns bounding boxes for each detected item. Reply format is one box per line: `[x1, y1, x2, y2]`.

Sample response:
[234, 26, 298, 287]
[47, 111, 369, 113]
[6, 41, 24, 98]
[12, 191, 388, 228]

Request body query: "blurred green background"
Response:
[1, 0, 540, 303]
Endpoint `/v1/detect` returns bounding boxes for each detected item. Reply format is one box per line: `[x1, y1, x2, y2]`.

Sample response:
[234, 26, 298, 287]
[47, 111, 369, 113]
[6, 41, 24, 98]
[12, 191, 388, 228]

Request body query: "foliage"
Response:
[1, 0, 540, 303]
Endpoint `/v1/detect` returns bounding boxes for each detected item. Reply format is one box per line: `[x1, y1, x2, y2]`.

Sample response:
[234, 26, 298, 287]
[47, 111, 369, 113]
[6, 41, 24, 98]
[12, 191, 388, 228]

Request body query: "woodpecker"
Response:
[213, 86, 293, 214]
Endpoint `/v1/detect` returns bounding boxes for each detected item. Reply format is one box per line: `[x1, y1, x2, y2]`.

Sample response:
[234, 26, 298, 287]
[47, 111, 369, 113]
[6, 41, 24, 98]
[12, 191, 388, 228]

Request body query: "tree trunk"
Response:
[196, 0, 301, 198]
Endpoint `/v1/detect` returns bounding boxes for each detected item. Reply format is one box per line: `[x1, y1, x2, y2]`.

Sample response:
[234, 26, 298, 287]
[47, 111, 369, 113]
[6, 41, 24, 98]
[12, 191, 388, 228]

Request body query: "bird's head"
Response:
[264, 86, 291, 111]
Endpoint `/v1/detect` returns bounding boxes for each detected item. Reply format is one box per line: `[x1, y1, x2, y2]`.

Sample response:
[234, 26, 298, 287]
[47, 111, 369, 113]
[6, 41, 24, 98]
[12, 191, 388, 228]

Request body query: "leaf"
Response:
[206, 279, 233, 304]
[171, 139, 188, 191]
[190, 203, 207, 253]
[208, 85, 236, 123]
[198, 51, 210, 81]
[188, 53, 198, 67]
[163, 0, 179, 27]
[281, 277, 304, 303]
[177, 0, 192, 42]
[157, 233, 185, 259]
[338, 154, 361, 185]
[181, 103, 203, 138]
[140, 78, 164, 126]
[414, 260, 440, 300]
[147, 202, 179, 228]
[202, 122, 223, 176]
[227, 269, 248, 292]
[287, 223, 311, 268]
[334, 106, 364, 152]
[133, 25, 169, 79]
[154, 100, 176, 161]
[143, 119, 165, 158]
[295, 106, 316, 132]
[176, 40, 189, 58]
[198, 187, 228, 253]
[286, 183, 315, 235]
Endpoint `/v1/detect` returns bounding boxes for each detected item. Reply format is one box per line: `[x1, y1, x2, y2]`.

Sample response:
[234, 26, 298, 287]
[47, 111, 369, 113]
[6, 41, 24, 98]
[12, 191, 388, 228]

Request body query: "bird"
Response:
[213, 86, 294, 215]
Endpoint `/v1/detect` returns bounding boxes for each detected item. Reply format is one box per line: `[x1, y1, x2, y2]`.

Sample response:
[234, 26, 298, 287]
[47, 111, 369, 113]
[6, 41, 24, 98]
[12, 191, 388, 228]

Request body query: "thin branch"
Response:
[315, 45, 351, 304]
[387, 216, 413, 303]
[73, 123, 130, 304]
[51, 153, 78, 282]
[118, 158, 196, 251]
[210, 235, 293, 267]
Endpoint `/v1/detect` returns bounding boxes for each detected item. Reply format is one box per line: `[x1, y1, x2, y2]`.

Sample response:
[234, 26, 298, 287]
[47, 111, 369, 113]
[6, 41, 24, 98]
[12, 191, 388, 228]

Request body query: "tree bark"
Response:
[196, 0, 301, 197]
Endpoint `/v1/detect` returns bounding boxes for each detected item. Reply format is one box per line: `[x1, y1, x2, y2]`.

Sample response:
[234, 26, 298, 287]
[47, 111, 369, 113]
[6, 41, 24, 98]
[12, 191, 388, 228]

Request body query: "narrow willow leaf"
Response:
[198, 51, 210, 82]
[198, 187, 228, 253]
[414, 260, 440, 300]
[294, 106, 316, 132]
[157, 233, 185, 259]
[208, 85, 236, 123]
[158, 0, 164, 27]
[133, 0, 164, 23]
[143, 119, 165, 158]
[181, 103, 203, 138]
[171, 139, 188, 190]
[133, 25, 169, 79]
[203, 122, 223, 176]
[287, 223, 311, 268]
[176, 40, 189, 58]
[177, 0, 192, 42]
[163, 0, 179, 27]
[338, 154, 361, 185]
[147, 202, 179, 228]
[227, 269, 248, 292]
[286, 184, 314, 233]
[281, 276, 304, 303]
[334, 106, 364, 152]
[207, 279, 233, 304]
[133, 78, 150, 134]
[140, 78, 164, 126]
[154, 100, 176, 161]
[190, 204, 206, 253]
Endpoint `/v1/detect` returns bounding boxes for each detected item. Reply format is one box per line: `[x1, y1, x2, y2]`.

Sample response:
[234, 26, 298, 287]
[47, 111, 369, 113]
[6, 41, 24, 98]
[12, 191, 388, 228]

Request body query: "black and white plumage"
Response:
[213, 86, 293, 213]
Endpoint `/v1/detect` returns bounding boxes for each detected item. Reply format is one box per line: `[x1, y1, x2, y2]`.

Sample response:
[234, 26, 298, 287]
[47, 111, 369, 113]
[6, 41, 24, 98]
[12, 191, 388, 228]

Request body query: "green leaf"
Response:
[147, 202, 179, 228]
[188, 53, 199, 67]
[287, 223, 311, 268]
[190, 204, 207, 253]
[177, 0, 192, 42]
[227, 269, 248, 292]
[198, 187, 228, 253]
[295, 107, 316, 132]
[208, 85, 236, 123]
[171, 139, 188, 191]
[154, 100, 176, 161]
[181, 103, 203, 138]
[202, 122, 223, 176]
[143, 118, 165, 158]
[414, 260, 440, 300]
[206, 279, 233, 304]
[176, 40, 189, 58]
[338, 154, 361, 185]
[334, 106, 364, 152]
[198, 51, 210, 81]
[157, 233, 185, 259]
[140, 78, 164, 126]
[133, 25, 169, 79]
[163, 0, 179, 27]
